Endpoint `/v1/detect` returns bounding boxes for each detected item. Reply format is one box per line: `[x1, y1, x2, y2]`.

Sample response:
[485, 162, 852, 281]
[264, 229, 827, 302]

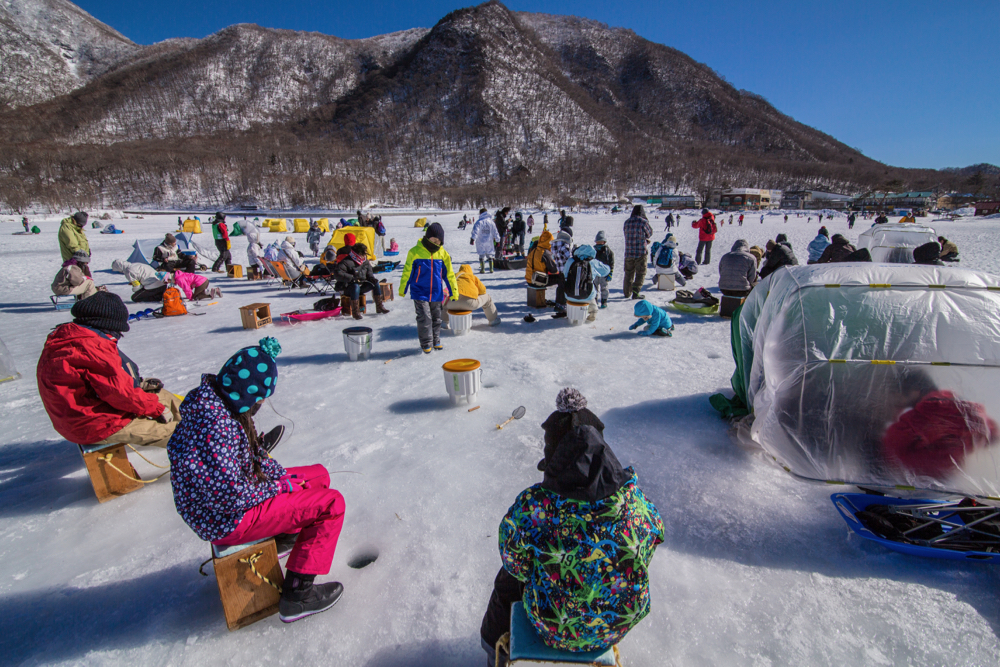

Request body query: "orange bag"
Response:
[162, 287, 188, 317]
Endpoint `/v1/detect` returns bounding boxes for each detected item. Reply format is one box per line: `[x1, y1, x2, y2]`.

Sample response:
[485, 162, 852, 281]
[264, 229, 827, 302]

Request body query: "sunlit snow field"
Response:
[1, 210, 999, 666]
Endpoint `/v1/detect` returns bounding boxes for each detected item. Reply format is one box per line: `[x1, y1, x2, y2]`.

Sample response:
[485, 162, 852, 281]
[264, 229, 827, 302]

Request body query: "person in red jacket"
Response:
[211, 212, 233, 273]
[692, 209, 717, 265]
[37, 292, 181, 448]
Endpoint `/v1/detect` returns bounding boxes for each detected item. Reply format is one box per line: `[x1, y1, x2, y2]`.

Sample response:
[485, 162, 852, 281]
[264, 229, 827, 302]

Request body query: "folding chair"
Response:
[303, 270, 336, 297]
[267, 260, 303, 291]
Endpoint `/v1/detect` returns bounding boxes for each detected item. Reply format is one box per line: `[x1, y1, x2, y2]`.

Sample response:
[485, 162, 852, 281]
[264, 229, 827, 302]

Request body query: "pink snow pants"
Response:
[214, 464, 346, 575]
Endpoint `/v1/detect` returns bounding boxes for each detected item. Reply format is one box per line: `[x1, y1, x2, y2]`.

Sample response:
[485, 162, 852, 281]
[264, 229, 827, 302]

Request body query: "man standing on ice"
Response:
[692, 208, 717, 265]
[622, 205, 653, 298]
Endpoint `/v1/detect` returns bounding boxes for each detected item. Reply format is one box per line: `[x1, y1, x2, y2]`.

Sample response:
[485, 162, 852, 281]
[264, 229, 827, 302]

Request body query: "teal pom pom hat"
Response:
[217, 337, 282, 414]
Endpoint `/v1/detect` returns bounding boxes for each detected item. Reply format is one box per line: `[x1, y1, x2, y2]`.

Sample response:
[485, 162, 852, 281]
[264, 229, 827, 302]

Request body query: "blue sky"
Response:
[76, 0, 998, 170]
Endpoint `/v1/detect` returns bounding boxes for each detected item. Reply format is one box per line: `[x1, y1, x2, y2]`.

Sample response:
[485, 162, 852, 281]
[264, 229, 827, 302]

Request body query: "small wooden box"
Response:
[228, 265, 244, 278]
[247, 266, 263, 281]
[379, 281, 394, 302]
[240, 303, 272, 330]
[80, 444, 143, 503]
[527, 286, 547, 308]
[212, 540, 283, 631]
[340, 294, 367, 313]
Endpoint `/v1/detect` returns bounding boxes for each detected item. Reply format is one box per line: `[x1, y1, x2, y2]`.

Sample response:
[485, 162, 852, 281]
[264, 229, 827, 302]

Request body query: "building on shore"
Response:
[717, 189, 782, 211]
[853, 192, 936, 213]
[974, 201, 1000, 216]
[780, 191, 853, 210]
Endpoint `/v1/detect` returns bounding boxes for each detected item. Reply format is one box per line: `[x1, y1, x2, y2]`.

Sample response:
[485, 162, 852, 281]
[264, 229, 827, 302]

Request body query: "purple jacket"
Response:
[167, 375, 286, 541]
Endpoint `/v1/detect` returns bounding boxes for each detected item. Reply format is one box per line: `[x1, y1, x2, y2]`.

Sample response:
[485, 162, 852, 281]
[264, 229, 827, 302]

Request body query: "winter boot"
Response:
[488, 258, 494, 274]
[261, 425, 284, 453]
[278, 572, 343, 623]
[273, 532, 300, 558]
[374, 291, 390, 314]
[479, 258, 486, 274]
[350, 299, 363, 320]
[600, 299, 607, 309]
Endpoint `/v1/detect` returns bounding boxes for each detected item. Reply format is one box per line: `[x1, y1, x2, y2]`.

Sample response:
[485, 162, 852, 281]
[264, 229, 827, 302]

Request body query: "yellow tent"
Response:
[269, 219, 288, 233]
[316, 218, 330, 232]
[328, 226, 376, 261]
[293, 218, 309, 233]
[414, 217, 427, 228]
[183, 219, 202, 233]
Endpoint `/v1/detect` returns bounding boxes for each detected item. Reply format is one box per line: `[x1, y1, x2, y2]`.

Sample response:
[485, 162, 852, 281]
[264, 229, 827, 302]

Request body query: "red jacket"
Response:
[37, 323, 164, 445]
[693, 213, 717, 241]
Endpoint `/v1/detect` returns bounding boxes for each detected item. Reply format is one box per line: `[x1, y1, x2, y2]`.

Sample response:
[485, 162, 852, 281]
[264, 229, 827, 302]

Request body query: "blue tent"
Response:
[126, 232, 195, 266]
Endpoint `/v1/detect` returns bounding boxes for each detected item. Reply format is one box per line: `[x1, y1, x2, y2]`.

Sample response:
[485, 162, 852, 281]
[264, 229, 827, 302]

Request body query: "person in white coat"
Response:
[279, 236, 305, 281]
[470, 208, 500, 274]
[111, 259, 168, 302]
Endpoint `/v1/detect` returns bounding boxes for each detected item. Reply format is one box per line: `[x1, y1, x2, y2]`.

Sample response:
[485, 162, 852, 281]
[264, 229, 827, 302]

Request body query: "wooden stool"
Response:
[340, 294, 367, 313]
[499, 602, 621, 666]
[720, 294, 747, 318]
[248, 265, 263, 281]
[211, 538, 284, 630]
[228, 265, 244, 278]
[79, 443, 144, 503]
[527, 285, 548, 308]
[379, 281, 394, 302]
[239, 303, 272, 329]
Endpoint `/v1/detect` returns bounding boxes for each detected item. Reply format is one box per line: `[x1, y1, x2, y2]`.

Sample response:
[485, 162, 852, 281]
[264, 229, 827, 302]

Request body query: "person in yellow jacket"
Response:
[443, 264, 501, 329]
[524, 229, 557, 287]
[59, 212, 91, 275]
[399, 223, 459, 353]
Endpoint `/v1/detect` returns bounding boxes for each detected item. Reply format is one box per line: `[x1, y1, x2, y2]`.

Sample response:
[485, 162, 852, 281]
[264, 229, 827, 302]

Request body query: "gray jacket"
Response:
[718, 240, 758, 292]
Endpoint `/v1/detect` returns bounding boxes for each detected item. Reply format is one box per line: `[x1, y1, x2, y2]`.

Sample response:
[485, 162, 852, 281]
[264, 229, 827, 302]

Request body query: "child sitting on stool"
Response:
[167, 337, 346, 623]
[480, 388, 664, 664]
[629, 300, 674, 336]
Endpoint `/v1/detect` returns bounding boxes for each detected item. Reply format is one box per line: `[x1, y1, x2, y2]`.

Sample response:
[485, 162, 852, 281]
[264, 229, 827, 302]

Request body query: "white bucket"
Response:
[442, 359, 482, 405]
[450, 310, 473, 336]
[342, 326, 373, 361]
[565, 300, 589, 326]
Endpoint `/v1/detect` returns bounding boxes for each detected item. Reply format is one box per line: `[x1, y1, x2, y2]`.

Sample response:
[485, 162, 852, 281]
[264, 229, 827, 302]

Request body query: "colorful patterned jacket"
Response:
[167, 375, 286, 541]
[499, 466, 664, 652]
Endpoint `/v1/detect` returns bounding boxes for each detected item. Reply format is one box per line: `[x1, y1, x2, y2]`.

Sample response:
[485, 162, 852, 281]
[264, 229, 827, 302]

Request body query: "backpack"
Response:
[161, 287, 188, 317]
[704, 219, 716, 235]
[655, 245, 674, 268]
[375, 220, 386, 236]
[565, 258, 593, 301]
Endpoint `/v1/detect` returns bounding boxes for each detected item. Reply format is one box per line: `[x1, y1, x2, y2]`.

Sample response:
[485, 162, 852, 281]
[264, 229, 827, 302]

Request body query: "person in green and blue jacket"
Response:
[399, 223, 458, 353]
[480, 388, 664, 663]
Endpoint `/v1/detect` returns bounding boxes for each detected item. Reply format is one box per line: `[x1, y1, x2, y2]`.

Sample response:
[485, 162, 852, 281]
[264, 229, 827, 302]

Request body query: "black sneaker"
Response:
[279, 581, 344, 623]
[274, 532, 299, 558]
[552, 311, 567, 319]
[261, 425, 284, 454]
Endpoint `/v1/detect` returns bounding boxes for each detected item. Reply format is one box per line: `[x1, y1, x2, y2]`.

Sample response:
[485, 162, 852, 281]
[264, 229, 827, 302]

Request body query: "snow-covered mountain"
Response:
[0, 0, 973, 208]
[0, 0, 140, 109]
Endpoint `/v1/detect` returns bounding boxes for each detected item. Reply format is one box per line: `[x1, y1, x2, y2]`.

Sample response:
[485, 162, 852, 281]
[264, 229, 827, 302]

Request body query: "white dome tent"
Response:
[735, 263, 1000, 500]
[0, 337, 21, 384]
[857, 222, 937, 263]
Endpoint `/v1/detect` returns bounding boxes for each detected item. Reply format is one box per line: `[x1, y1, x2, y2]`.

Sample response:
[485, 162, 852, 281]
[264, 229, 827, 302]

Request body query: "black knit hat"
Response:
[72, 211, 88, 225]
[425, 222, 445, 244]
[71, 291, 130, 333]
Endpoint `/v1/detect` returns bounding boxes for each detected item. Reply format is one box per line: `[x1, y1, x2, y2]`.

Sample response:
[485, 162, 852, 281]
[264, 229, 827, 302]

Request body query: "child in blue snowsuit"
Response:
[629, 300, 673, 337]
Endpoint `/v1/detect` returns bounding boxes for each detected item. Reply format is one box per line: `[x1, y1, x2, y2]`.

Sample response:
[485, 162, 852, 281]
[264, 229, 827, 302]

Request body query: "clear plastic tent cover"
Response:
[856, 222, 937, 263]
[0, 337, 21, 383]
[737, 264, 1000, 500]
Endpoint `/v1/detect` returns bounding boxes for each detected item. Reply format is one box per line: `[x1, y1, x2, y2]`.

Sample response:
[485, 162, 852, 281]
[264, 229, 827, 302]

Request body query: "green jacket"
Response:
[58, 217, 90, 261]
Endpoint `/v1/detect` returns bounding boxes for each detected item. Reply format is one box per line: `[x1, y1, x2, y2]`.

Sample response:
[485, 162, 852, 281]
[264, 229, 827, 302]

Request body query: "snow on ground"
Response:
[1, 211, 1000, 666]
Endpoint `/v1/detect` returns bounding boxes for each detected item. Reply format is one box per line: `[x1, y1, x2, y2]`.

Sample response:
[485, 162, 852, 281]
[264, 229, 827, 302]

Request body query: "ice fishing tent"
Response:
[857, 222, 936, 263]
[126, 232, 196, 267]
[268, 219, 288, 232]
[328, 227, 376, 261]
[732, 263, 1000, 499]
[316, 218, 330, 232]
[182, 219, 202, 234]
[293, 219, 309, 233]
[0, 337, 21, 384]
[414, 217, 427, 227]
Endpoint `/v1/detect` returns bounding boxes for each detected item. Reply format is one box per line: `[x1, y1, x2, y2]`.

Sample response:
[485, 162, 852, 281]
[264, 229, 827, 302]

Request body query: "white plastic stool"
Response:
[565, 300, 589, 326]
[449, 310, 472, 336]
[442, 359, 482, 405]
[656, 273, 675, 291]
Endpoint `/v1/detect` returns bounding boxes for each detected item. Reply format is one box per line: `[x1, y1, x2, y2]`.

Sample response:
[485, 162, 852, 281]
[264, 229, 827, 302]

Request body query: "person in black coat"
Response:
[511, 213, 527, 256]
[759, 233, 798, 279]
[333, 243, 390, 318]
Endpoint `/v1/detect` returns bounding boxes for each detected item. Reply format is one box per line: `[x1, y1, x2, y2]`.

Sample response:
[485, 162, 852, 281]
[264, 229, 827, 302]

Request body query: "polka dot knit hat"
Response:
[217, 337, 282, 414]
